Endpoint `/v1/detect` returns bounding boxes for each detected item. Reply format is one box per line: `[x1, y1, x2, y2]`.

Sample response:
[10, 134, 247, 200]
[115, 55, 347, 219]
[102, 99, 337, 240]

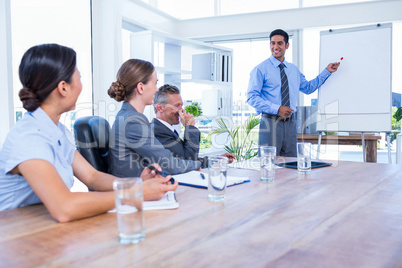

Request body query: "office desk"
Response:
[298, 134, 381, 162]
[1, 160, 402, 267]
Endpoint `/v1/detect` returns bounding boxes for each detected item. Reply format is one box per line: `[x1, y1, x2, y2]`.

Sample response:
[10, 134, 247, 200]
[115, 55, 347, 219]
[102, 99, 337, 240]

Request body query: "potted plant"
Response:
[183, 102, 210, 147]
[184, 102, 203, 117]
[212, 115, 260, 160]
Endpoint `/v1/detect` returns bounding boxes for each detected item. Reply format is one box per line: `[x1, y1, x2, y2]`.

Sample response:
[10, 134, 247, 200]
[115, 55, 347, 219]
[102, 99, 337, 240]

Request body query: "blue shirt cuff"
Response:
[321, 68, 332, 78]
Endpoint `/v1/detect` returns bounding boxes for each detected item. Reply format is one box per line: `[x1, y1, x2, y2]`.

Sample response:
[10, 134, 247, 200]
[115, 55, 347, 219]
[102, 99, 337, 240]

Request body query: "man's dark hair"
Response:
[153, 84, 181, 113]
[269, 29, 289, 44]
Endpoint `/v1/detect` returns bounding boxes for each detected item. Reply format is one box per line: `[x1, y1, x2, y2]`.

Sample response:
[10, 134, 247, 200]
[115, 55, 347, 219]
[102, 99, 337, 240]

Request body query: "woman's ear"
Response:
[56, 81, 68, 97]
[136, 82, 144, 95]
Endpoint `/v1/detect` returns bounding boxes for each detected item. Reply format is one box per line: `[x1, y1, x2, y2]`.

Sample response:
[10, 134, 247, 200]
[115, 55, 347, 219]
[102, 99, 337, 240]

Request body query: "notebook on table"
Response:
[109, 191, 179, 212]
[276, 161, 332, 169]
[174, 171, 250, 189]
[143, 191, 179, 210]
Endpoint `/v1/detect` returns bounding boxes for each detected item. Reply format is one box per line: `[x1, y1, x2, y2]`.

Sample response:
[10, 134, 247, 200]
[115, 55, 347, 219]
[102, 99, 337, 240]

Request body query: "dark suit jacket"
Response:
[151, 118, 200, 161]
[108, 102, 201, 178]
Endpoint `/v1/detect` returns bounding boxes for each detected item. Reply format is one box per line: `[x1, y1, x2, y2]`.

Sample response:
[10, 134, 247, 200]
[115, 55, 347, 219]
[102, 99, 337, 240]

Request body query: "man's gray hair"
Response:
[153, 84, 181, 113]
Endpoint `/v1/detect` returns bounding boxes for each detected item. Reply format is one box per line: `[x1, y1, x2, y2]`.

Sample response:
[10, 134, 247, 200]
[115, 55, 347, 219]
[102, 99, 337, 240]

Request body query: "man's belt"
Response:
[261, 113, 294, 122]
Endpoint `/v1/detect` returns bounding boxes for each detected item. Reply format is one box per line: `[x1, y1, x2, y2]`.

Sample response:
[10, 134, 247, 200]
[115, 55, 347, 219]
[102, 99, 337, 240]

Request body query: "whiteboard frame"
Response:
[317, 23, 392, 132]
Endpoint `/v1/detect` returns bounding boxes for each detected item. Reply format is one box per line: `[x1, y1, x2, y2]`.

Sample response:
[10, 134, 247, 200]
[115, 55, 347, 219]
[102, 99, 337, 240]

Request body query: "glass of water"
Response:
[208, 156, 229, 202]
[259, 146, 276, 183]
[113, 177, 145, 244]
[297, 142, 312, 174]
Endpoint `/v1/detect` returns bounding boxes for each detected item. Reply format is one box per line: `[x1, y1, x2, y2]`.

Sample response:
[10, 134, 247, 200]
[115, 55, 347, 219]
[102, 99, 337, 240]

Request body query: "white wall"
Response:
[0, 0, 13, 147]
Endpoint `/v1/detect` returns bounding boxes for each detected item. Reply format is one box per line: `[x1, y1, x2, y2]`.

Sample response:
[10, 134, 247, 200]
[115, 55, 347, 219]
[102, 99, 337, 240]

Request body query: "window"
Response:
[301, 28, 322, 107]
[10, 0, 92, 131]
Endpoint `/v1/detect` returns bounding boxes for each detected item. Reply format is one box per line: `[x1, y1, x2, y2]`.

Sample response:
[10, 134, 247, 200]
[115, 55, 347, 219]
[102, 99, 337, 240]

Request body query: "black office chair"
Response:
[73, 116, 111, 173]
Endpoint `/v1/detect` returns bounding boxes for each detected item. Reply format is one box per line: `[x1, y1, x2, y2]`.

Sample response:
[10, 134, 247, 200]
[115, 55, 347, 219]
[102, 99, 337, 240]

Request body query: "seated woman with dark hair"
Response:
[0, 44, 177, 222]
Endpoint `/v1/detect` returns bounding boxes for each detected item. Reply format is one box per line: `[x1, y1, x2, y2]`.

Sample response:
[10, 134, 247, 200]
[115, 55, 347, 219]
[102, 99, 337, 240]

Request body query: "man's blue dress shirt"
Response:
[247, 55, 331, 115]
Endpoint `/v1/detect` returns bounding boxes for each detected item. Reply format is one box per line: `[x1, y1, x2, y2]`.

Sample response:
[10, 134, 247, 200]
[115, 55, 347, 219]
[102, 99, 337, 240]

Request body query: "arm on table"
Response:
[17, 153, 178, 222]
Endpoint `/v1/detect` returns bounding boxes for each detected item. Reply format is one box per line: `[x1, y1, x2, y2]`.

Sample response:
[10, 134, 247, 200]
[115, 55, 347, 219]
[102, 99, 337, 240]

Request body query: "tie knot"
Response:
[279, 63, 285, 70]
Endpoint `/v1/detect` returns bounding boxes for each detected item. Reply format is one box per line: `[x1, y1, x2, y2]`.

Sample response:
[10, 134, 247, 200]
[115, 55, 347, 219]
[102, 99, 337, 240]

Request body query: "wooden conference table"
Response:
[1, 159, 402, 267]
[298, 133, 382, 163]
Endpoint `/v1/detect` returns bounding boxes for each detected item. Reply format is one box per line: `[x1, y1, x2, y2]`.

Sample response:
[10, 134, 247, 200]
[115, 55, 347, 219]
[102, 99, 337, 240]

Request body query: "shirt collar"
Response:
[156, 118, 175, 133]
[29, 107, 65, 140]
[269, 55, 288, 68]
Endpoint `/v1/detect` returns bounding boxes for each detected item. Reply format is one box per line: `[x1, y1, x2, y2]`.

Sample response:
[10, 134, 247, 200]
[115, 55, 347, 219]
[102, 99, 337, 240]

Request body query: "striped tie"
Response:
[279, 63, 290, 107]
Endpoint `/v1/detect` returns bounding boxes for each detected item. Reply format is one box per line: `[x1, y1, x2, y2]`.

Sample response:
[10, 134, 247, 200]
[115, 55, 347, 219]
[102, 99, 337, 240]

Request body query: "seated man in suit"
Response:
[151, 84, 235, 165]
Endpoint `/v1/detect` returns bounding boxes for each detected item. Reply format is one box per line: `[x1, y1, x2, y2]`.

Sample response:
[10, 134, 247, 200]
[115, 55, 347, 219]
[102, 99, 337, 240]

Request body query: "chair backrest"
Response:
[73, 116, 111, 173]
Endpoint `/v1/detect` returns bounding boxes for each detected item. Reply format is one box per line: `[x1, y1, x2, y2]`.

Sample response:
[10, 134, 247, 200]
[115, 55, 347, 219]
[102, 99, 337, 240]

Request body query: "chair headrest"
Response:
[88, 117, 110, 156]
[73, 116, 111, 173]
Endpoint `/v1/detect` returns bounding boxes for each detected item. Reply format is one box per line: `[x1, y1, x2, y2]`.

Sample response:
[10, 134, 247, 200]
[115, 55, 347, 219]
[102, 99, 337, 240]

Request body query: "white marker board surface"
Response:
[317, 24, 392, 132]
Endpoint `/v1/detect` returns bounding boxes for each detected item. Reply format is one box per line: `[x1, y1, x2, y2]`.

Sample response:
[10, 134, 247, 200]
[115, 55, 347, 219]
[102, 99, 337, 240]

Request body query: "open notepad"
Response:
[143, 191, 179, 210]
[109, 191, 178, 212]
[174, 170, 250, 189]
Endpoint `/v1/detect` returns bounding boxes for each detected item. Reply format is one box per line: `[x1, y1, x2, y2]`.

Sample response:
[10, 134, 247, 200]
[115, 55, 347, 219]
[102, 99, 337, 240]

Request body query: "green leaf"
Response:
[243, 116, 260, 135]
[393, 107, 402, 122]
[212, 118, 232, 136]
[185, 102, 203, 117]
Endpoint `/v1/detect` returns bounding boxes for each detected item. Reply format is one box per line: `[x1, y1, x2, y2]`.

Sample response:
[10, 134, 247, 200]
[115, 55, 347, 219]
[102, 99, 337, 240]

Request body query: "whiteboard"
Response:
[317, 24, 392, 132]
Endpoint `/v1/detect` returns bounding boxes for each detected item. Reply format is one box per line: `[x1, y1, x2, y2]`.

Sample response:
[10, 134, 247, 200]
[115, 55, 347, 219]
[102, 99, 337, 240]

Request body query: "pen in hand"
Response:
[147, 165, 175, 184]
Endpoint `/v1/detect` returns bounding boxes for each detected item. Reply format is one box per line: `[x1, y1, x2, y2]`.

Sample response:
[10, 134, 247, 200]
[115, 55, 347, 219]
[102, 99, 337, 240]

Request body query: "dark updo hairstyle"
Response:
[18, 43, 77, 112]
[108, 59, 155, 102]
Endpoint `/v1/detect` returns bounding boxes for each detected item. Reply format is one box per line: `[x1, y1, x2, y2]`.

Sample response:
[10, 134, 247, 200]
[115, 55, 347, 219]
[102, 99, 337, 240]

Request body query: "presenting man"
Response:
[247, 29, 340, 156]
[151, 84, 235, 165]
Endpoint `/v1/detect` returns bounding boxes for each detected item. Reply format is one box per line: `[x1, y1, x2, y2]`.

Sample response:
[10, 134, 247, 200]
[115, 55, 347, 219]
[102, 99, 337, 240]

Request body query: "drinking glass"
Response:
[297, 142, 312, 174]
[260, 146, 276, 183]
[113, 177, 145, 244]
[208, 156, 229, 202]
